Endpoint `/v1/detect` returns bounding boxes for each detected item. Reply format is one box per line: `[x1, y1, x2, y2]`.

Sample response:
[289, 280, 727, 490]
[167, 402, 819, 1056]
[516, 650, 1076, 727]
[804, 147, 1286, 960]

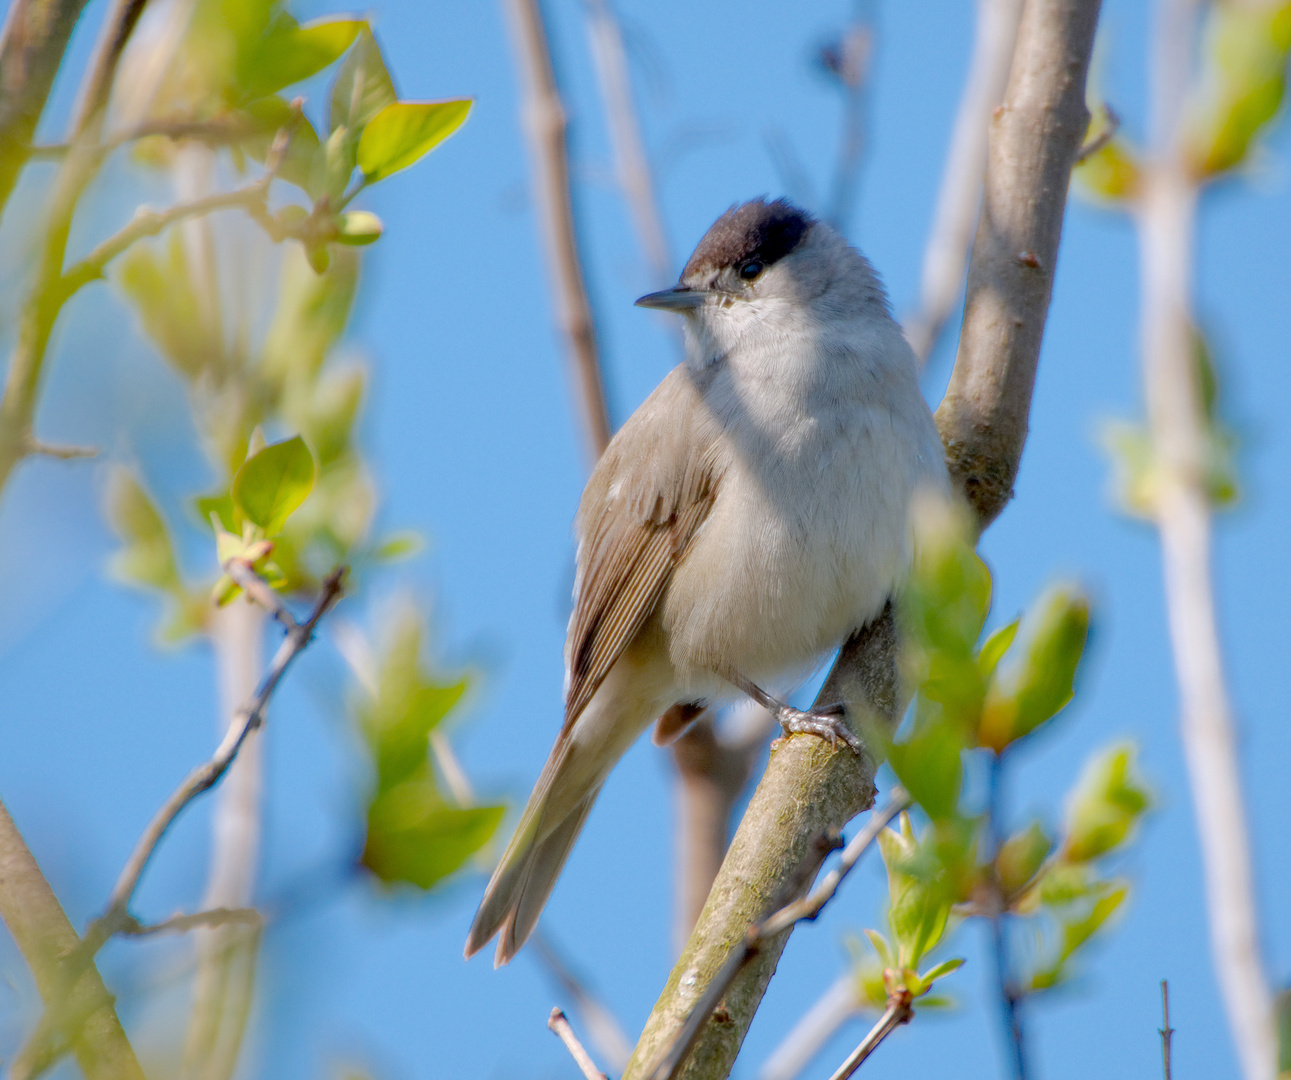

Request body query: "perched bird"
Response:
[465, 198, 946, 966]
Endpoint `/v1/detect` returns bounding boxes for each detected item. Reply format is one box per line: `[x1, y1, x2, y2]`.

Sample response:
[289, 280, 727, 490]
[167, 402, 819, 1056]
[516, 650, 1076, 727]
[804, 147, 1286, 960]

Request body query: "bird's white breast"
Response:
[660, 308, 945, 692]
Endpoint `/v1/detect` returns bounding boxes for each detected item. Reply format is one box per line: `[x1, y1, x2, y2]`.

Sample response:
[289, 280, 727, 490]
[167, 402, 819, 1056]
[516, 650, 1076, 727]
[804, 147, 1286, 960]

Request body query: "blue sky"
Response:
[0, 0, 1289, 1078]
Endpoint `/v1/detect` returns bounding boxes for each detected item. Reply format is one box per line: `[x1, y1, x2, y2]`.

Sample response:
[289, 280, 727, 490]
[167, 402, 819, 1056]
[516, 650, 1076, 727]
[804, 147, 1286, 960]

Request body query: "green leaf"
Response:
[357, 99, 472, 182]
[329, 25, 397, 133]
[105, 468, 182, 593]
[863, 928, 894, 970]
[373, 531, 424, 563]
[240, 17, 363, 101]
[920, 957, 965, 986]
[1058, 882, 1127, 961]
[1064, 743, 1152, 863]
[242, 96, 324, 197]
[887, 719, 964, 822]
[979, 583, 1090, 752]
[996, 820, 1053, 899]
[117, 233, 222, 380]
[195, 491, 239, 534]
[262, 245, 359, 385]
[977, 619, 1019, 681]
[335, 210, 383, 245]
[232, 435, 316, 534]
[363, 775, 504, 889]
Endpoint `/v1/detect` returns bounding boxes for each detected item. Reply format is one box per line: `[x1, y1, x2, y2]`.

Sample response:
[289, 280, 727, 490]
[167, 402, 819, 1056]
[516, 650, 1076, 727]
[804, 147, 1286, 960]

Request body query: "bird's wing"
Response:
[564, 367, 723, 728]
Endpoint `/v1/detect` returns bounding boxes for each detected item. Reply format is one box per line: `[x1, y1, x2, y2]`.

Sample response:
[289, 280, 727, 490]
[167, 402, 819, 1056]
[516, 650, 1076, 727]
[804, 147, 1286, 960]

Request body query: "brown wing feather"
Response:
[563, 367, 723, 728]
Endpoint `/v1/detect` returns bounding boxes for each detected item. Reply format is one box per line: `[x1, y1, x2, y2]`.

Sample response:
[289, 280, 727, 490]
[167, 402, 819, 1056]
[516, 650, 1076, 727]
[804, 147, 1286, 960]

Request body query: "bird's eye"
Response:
[739, 260, 764, 281]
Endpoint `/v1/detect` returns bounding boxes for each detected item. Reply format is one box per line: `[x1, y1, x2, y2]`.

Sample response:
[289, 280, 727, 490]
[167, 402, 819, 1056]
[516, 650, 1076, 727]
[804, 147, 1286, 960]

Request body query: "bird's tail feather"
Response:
[464, 736, 604, 966]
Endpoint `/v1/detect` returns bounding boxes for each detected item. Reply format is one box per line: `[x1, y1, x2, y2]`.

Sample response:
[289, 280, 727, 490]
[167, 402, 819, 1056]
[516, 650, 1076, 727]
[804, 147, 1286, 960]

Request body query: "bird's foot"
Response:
[775, 702, 862, 755]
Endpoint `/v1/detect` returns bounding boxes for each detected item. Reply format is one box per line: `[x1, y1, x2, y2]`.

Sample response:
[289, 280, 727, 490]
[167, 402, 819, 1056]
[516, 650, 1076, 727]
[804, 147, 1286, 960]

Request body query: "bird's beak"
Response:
[635, 285, 706, 312]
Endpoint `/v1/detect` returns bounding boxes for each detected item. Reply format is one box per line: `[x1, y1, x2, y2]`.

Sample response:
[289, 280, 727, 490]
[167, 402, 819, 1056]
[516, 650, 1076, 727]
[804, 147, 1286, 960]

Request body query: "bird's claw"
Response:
[775, 703, 862, 755]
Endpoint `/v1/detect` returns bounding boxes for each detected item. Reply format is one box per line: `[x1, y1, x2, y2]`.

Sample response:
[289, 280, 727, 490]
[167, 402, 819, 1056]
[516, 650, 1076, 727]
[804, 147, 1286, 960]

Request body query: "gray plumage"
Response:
[465, 198, 946, 966]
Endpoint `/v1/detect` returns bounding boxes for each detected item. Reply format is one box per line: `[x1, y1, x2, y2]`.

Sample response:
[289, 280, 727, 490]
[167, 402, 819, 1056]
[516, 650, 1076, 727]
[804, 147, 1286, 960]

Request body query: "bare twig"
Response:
[645, 795, 906, 1080]
[27, 436, 97, 459]
[0, 799, 145, 1080]
[225, 558, 299, 632]
[0, 0, 92, 216]
[821, 6, 874, 234]
[1159, 979, 1174, 1080]
[903, 0, 1024, 364]
[757, 974, 861, 1080]
[823, 991, 913, 1080]
[503, 0, 612, 461]
[11, 570, 345, 1078]
[83, 569, 344, 952]
[987, 753, 1027, 1079]
[549, 1008, 610, 1080]
[584, 0, 671, 286]
[533, 932, 633, 1073]
[1141, 4, 1275, 1079]
[624, 2, 1101, 1076]
[60, 123, 294, 297]
[1075, 104, 1120, 164]
[121, 907, 263, 937]
[28, 114, 262, 160]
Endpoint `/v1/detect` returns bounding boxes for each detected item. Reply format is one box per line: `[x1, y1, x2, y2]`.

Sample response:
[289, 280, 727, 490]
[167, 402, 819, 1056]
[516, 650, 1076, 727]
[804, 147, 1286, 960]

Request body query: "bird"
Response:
[465, 197, 947, 966]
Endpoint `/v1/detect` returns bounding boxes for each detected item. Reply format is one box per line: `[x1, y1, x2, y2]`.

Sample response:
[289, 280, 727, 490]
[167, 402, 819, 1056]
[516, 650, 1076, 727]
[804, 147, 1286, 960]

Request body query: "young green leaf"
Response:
[978, 583, 1090, 752]
[357, 99, 472, 182]
[920, 957, 965, 986]
[240, 17, 363, 102]
[232, 435, 316, 535]
[1064, 743, 1151, 863]
[105, 469, 182, 593]
[996, 820, 1053, 899]
[976, 618, 1019, 681]
[863, 928, 895, 970]
[329, 25, 397, 133]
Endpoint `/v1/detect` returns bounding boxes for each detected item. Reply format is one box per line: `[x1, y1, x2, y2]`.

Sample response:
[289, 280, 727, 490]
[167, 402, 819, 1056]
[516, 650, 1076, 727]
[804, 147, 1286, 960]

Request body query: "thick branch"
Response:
[0, 0, 91, 217]
[0, 799, 145, 1080]
[504, 0, 612, 461]
[935, 0, 1100, 527]
[624, 3, 1101, 1076]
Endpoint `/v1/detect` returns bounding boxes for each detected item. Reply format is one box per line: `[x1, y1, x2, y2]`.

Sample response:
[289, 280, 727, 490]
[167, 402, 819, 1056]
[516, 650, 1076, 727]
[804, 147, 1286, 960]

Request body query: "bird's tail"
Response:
[463, 736, 604, 967]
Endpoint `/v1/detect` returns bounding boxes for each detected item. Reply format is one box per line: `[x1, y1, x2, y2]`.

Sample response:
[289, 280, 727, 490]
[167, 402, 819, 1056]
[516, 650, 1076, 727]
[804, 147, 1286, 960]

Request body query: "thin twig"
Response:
[120, 907, 263, 937]
[26, 437, 97, 459]
[27, 114, 262, 159]
[72, 0, 150, 135]
[1142, 2, 1275, 1078]
[1074, 104, 1120, 164]
[823, 992, 914, 1080]
[59, 122, 295, 297]
[11, 570, 345, 1078]
[533, 932, 633, 1073]
[903, 0, 1024, 364]
[1159, 979, 1174, 1080]
[549, 1008, 610, 1080]
[92, 567, 344, 943]
[225, 558, 299, 632]
[583, 0, 671, 286]
[757, 974, 861, 1080]
[987, 753, 1027, 1080]
[646, 794, 907, 1080]
[504, 0, 612, 462]
[821, 5, 874, 234]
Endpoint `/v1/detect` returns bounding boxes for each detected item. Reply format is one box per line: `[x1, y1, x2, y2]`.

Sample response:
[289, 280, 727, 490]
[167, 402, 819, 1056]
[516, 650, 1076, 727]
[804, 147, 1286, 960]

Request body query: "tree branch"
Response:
[822, 991, 914, 1080]
[503, 0, 612, 462]
[0, 0, 91, 218]
[623, 2, 1101, 1076]
[549, 1007, 610, 1080]
[641, 793, 906, 1080]
[0, 799, 145, 1080]
[904, 0, 1024, 364]
[1141, 3, 1275, 1076]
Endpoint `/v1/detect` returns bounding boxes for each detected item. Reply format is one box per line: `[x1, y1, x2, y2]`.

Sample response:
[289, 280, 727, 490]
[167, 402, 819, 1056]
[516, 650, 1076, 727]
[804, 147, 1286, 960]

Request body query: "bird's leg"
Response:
[722, 669, 863, 755]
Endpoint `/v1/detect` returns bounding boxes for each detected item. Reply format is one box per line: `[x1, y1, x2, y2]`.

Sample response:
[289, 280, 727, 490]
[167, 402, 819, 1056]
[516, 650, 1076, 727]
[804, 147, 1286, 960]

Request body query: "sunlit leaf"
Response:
[1064, 743, 1151, 863]
[357, 99, 472, 182]
[329, 25, 397, 133]
[978, 583, 1090, 752]
[105, 469, 182, 593]
[977, 619, 1019, 681]
[232, 435, 316, 534]
[996, 820, 1053, 900]
[240, 17, 363, 101]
